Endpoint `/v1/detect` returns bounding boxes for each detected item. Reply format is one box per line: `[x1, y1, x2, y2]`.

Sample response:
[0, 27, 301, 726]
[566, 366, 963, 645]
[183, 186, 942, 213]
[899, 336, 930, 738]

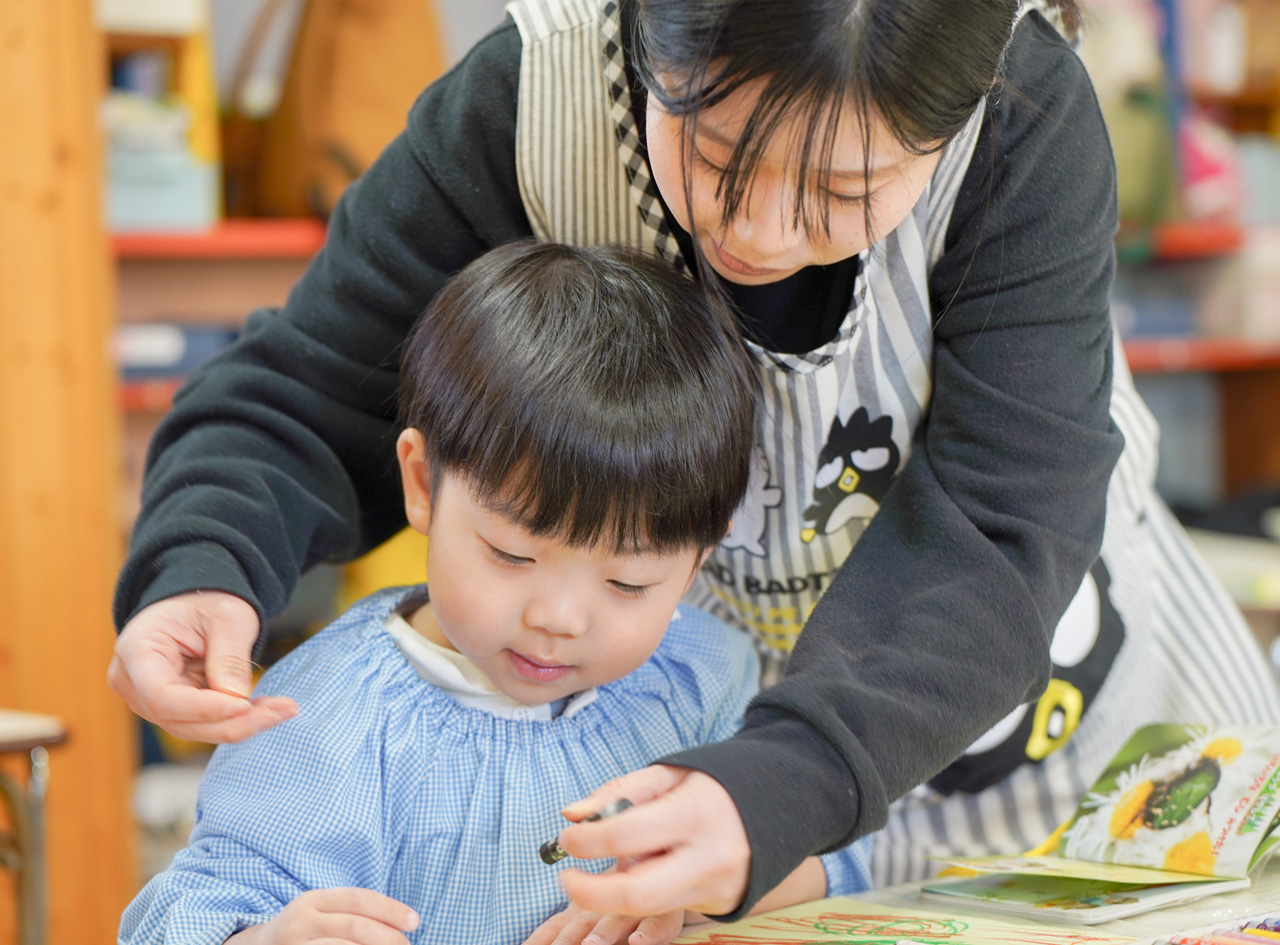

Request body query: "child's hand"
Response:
[522, 903, 686, 945]
[226, 888, 419, 945]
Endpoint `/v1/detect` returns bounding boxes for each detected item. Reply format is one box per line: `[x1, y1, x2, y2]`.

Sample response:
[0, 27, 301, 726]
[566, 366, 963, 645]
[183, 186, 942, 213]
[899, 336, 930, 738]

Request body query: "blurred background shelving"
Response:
[1084, 0, 1280, 666]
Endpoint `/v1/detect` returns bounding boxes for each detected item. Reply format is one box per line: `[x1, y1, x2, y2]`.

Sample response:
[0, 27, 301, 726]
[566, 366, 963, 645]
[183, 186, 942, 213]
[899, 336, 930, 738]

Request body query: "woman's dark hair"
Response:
[399, 240, 758, 553]
[632, 0, 1082, 237]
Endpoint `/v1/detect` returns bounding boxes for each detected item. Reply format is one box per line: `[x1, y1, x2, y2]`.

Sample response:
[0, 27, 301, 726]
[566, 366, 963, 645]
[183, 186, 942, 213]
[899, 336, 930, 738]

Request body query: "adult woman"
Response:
[110, 0, 1280, 924]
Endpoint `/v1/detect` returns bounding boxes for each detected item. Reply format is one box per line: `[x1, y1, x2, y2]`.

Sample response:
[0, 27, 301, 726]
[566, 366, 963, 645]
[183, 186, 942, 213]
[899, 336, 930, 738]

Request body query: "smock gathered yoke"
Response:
[506, 0, 1280, 888]
[120, 589, 876, 944]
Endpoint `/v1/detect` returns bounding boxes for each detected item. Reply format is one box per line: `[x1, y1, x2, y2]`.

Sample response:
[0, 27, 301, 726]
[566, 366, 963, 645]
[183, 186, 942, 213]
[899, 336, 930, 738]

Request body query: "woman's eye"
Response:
[824, 188, 873, 208]
[691, 147, 727, 175]
[485, 543, 532, 565]
[610, 580, 650, 597]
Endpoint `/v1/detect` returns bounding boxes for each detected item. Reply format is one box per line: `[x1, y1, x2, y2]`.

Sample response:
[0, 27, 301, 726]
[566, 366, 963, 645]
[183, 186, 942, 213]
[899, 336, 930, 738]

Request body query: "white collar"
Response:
[384, 612, 599, 721]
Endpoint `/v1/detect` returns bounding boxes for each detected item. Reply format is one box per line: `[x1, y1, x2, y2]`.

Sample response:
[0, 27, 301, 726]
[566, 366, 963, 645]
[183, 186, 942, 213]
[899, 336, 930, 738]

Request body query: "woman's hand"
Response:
[552, 766, 751, 917]
[525, 851, 831, 945]
[226, 889, 418, 945]
[108, 591, 297, 743]
[522, 902, 686, 945]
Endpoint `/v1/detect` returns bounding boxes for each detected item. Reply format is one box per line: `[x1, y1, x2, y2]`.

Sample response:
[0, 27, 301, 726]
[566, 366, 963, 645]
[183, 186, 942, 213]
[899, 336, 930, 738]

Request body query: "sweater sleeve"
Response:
[113, 21, 531, 637]
[662, 13, 1124, 916]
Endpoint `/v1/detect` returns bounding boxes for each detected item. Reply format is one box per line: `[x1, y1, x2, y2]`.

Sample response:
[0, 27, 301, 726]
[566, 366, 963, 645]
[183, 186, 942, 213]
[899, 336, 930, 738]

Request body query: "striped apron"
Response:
[506, 0, 1280, 886]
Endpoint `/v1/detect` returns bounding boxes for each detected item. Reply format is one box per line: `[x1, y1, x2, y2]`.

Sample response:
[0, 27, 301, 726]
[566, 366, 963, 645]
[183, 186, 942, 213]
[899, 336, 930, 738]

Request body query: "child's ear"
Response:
[681, 545, 716, 594]
[699, 544, 717, 570]
[396, 429, 433, 534]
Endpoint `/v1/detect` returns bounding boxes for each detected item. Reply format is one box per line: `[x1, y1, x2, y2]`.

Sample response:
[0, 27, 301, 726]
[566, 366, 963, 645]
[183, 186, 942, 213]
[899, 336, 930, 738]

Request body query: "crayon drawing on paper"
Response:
[674, 900, 1134, 945]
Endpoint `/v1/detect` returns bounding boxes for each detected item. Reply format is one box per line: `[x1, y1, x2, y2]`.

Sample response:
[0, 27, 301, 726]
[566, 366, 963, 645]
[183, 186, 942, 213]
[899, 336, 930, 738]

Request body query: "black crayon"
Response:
[539, 798, 634, 865]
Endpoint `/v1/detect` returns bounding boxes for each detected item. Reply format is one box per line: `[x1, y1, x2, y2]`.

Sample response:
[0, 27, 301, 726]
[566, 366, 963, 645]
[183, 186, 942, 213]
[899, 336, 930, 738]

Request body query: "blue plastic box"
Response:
[107, 149, 219, 232]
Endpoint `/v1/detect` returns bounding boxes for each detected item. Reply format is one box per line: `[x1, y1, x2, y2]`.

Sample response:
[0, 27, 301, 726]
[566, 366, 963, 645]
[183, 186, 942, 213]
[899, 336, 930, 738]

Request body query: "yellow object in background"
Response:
[154, 727, 215, 762]
[174, 26, 219, 167]
[342, 528, 428, 610]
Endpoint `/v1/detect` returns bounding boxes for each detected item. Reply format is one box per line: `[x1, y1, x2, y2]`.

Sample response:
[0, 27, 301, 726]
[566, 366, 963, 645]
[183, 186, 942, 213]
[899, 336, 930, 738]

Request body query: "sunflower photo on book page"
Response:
[924, 724, 1280, 924]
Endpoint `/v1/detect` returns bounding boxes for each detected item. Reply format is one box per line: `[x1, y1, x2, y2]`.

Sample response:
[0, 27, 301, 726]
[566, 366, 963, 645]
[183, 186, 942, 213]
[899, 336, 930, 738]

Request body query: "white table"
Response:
[850, 860, 1280, 944]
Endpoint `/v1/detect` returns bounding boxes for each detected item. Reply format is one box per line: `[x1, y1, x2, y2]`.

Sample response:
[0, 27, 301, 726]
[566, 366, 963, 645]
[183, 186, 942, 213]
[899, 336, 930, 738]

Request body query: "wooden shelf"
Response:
[1123, 336, 1280, 373]
[105, 31, 187, 53]
[1190, 83, 1280, 110]
[112, 217, 327, 259]
[1188, 82, 1280, 134]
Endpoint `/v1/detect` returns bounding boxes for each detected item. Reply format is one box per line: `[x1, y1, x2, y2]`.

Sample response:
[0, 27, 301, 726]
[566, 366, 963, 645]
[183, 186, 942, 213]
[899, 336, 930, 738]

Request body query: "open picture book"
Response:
[923, 723, 1280, 924]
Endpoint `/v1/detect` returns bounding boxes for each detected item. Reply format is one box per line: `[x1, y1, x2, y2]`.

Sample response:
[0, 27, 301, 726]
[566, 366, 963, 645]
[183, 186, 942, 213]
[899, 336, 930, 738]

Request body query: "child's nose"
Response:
[523, 588, 589, 638]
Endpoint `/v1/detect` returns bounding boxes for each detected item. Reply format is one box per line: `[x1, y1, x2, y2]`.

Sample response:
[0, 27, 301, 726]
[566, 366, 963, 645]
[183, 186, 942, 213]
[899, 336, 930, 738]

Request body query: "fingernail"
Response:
[406, 910, 419, 930]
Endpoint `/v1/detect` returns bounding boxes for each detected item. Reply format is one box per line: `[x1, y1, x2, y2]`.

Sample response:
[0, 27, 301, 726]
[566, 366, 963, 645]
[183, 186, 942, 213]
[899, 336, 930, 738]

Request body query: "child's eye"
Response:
[485, 542, 532, 565]
[610, 580, 650, 598]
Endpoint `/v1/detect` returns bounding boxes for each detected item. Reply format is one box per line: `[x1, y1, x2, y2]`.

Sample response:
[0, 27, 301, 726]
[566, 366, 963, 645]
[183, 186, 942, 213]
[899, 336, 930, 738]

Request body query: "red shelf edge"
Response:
[1150, 221, 1246, 260]
[112, 218, 327, 260]
[119, 378, 182, 412]
[1116, 220, 1246, 262]
[1124, 338, 1280, 374]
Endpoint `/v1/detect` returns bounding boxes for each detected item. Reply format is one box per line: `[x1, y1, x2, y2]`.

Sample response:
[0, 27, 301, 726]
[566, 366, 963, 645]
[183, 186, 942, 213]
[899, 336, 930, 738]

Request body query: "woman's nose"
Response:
[725, 177, 804, 259]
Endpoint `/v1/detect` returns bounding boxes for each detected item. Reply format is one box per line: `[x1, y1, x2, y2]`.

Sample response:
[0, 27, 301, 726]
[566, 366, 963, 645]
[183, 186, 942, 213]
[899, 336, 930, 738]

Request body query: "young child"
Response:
[118, 242, 872, 945]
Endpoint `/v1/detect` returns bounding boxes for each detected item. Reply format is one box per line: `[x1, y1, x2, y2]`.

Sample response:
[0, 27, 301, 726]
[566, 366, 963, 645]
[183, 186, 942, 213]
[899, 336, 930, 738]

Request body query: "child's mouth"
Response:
[509, 650, 572, 682]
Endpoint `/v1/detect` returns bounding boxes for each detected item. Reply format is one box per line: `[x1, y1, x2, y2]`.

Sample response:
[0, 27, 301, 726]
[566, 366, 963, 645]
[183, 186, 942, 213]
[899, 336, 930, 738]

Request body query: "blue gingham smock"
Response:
[120, 586, 873, 945]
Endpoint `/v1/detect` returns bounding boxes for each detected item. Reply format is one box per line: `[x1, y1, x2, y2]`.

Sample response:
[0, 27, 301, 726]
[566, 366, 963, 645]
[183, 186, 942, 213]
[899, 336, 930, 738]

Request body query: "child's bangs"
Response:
[460, 424, 725, 556]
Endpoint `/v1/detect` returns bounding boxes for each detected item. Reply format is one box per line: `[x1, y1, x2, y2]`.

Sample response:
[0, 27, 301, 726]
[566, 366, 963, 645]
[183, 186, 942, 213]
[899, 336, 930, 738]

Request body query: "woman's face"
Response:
[646, 77, 944, 285]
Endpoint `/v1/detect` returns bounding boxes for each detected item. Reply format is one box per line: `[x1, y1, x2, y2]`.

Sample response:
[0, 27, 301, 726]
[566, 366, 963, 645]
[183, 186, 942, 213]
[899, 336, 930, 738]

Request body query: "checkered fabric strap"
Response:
[598, 0, 687, 272]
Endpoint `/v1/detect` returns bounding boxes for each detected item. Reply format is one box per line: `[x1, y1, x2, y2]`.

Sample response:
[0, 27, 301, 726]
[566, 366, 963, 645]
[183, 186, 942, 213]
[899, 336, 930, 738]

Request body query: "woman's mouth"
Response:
[509, 651, 572, 682]
[708, 238, 783, 277]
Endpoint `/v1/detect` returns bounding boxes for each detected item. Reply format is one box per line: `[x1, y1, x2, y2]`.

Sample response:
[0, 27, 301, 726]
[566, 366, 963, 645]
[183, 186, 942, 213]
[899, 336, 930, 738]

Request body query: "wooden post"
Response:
[1222, 368, 1280, 497]
[0, 2, 138, 944]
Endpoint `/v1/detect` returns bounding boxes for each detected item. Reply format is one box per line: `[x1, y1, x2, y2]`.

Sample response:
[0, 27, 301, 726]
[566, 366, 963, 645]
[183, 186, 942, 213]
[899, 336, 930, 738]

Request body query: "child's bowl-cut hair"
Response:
[399, 241, 758, 553]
